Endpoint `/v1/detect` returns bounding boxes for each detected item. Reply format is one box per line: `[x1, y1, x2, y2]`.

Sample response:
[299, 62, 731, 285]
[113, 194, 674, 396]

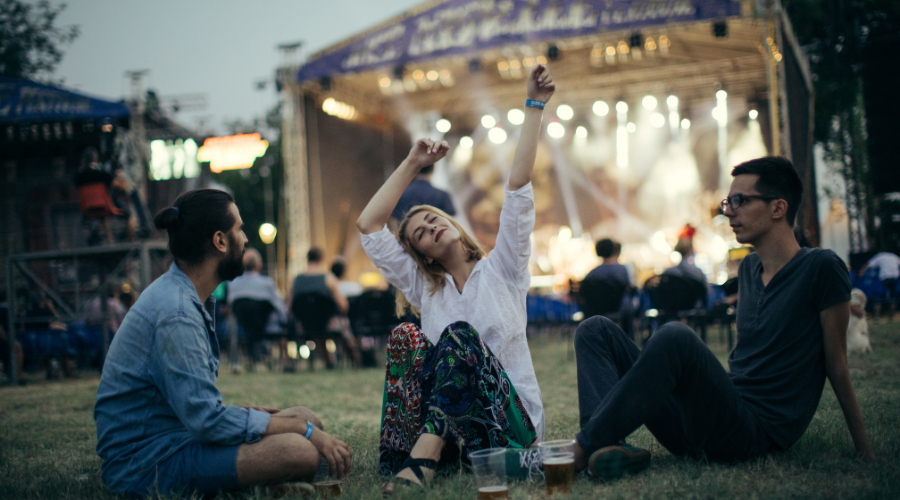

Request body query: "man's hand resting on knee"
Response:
[264, 412, 353, 478]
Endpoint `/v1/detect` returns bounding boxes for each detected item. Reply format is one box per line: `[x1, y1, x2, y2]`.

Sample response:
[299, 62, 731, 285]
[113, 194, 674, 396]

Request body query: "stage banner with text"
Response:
[297, 0, 742, 81]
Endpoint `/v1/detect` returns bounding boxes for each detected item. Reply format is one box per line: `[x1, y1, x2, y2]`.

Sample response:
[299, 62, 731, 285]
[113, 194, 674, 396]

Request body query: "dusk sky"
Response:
[50, 0, 425, 134]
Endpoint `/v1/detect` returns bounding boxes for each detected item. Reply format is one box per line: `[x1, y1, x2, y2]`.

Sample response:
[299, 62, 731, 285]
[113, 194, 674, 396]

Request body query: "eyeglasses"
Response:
[720, 193, 778, 212]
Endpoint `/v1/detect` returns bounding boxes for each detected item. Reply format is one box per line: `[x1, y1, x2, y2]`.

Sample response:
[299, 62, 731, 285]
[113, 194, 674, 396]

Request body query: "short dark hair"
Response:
[595, 238, 616, 259]
[307, 247, 323, 263]
[154, 189, 236, 265]
[330, 260, 345, 279]
[731, 156, 803, 225]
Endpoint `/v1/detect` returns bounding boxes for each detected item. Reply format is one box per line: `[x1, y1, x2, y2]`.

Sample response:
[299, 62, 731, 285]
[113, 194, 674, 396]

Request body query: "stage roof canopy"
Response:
[294, 0, 768, 128]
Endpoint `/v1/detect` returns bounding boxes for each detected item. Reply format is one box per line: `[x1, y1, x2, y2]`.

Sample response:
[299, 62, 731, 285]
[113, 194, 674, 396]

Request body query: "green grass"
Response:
[2, 321, 899, 499]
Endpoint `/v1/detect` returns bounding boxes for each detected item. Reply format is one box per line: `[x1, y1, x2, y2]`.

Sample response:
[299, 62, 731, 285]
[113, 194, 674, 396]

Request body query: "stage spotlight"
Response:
[427, 70, 439, 81]
[576, 126, 588, 138]
[412, 70, 425, 82]
[378, 75, 391, 88]
[681, 118, 691, 129]
[666, 95, 678, 108]
[593, 101, 610, 116]
[468, 58, 482, 73]
[460, 136, 474, 148]
[616, 101, 628, 113]
[547, 122, 565, 138]
[556, 104, 574, 121]
[481, 115, 497, 128]
[507, 109, 525, 125]
[749, 109, 758, 120]
[642, 95, 657, 110]
[716, 90, 728, 100]
[488, 127, 508, 144]
[436, 119, 451, 133]
[650, 113, 666, 128]
[548, 44, 560, 61]
[713, 20, 728, 38]
[626, 122, 636, 133]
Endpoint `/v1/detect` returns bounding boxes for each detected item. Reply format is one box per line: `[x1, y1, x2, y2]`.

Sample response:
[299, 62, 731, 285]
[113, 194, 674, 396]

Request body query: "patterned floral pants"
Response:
[379, 321, 536, 476]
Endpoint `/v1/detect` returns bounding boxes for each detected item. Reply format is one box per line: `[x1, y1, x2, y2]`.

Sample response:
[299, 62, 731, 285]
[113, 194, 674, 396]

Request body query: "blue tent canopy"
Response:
[0, 76, 130, 124]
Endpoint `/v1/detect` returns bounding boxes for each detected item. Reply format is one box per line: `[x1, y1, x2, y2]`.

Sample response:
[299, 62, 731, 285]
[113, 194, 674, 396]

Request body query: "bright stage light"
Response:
[412, 70, 425, 82]
[436, 119, 451, 133]
[712, 106, 725, 123]
[592, 101, 609, 116]
[508, 109, 525, 125]
[642, 95, 657, 110]
[716, 90, 728, 101]
[481, 115, 497, 128]
[626, 122, 636, 133]
[650, 113, 666, 128]
[556, 104, 574, 121]
[576, 126, 588, 138]
[299, 345, 311, 359]
[488, 127, 507, 144]
[666, 95, 678, 108]
[459, 136, 474, 148]
[547, 122, 565, 138]
[378, 75, 391, 88]
[259, 223, 277, 244]
[681, 118, 691, 129]
[427, 70, 439, 81]
[749, 109, 758, 120]
[616, 101, 629, 113]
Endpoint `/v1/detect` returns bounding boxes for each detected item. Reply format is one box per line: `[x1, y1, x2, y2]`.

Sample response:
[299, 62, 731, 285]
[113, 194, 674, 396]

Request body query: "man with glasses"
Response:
[571, 156, 873, 481]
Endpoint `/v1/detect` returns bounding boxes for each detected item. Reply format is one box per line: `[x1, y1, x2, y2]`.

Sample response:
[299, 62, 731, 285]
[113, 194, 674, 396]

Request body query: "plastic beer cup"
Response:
[469, 448, 509, 500]
[538, 439, 576, 495]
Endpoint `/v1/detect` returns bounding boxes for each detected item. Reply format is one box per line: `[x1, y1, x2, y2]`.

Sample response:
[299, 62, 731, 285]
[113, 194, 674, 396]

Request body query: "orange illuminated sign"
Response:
[198, 133, 269, 173]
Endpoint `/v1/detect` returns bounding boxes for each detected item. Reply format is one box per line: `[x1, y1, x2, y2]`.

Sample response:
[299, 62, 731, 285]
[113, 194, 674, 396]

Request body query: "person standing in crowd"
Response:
[291, 248, 360, 367]
[389, 163, 456, 230]
[571, 157, 873, 481]
[864, 251, 900, 297]
[94, 189, 351, 498]
[228, 249, 290, 369]
[358, 64, 554, 494]
[585, 238, 631, 287]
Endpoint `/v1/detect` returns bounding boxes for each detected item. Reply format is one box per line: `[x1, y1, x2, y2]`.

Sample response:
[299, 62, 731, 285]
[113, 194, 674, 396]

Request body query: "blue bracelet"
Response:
[525, 99, 545, 109]
[304, 421, 314, 439]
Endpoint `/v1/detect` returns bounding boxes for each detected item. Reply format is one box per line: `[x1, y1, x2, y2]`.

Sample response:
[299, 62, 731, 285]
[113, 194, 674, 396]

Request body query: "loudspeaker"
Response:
[863, 31, 900, 195]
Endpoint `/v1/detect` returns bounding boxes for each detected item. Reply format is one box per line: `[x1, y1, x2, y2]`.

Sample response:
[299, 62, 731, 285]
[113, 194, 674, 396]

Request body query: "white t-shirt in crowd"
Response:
[360, 182, 544, 440]
[867, 252, 900, 280]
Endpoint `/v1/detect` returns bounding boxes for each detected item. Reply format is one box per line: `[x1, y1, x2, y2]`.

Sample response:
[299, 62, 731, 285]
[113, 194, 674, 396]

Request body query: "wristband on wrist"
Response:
[525, 99, 545, 109]
[303, 421, 314, 439]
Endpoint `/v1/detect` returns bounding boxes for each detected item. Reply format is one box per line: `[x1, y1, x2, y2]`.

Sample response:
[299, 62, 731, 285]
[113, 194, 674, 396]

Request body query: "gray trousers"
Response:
[575, 316, 772, 462]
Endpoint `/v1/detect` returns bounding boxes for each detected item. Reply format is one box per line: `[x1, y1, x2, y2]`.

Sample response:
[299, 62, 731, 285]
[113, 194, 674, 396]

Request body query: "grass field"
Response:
[2, 321, 899, 499]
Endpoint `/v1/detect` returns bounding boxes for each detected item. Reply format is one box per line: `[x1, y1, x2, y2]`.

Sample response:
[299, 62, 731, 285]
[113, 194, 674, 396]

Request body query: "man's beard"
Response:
[216, 234, 245, 281]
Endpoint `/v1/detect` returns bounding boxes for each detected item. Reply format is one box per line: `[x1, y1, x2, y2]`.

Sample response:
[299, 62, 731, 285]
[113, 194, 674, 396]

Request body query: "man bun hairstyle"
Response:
[154, 189, 235, 265]
[731, 156, 803, 225]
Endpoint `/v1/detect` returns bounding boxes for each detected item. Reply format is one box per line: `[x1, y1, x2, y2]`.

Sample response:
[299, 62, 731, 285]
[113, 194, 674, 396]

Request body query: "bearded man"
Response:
[94, 189, 351, 498]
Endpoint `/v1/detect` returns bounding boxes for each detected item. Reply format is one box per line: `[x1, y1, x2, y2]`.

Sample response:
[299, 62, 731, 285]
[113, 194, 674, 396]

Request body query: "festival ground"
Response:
[2, 321, 898, 499]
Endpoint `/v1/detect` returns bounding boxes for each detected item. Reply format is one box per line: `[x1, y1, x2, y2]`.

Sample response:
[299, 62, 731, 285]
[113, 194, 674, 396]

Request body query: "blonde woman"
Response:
[357, 64, 555, 493]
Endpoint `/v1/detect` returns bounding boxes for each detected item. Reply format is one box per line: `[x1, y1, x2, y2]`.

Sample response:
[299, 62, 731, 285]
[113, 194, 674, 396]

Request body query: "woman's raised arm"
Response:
[356, 139, 450, 235]
[508, 64, 555, 191]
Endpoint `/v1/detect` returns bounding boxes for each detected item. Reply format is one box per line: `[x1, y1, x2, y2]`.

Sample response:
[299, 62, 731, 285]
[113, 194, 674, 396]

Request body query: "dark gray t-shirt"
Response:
[729, 248, 850, 449]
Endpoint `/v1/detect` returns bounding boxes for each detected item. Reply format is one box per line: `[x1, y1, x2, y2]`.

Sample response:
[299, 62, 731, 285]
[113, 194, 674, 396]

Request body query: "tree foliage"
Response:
[0, 0, 79, 80]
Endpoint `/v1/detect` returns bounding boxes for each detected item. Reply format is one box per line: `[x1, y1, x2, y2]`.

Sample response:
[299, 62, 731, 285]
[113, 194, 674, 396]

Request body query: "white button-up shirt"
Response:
[361, 182, 544, 440]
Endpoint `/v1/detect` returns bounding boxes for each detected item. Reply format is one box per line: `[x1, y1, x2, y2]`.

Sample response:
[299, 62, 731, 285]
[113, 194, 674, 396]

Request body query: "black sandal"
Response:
[383, 457, 437, 497]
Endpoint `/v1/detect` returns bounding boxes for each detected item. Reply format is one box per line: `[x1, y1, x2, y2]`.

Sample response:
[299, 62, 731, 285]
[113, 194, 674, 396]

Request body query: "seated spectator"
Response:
[330, 258, 363, 299]
[84, 290, 127, 335]
[228, 249, 289, 368]
[291, 248, 360, 367]
[586, 238, 630, 287]
[664, 238, 708, 287]
[864, 251, 900, 298]
[95, 189, 351, 498]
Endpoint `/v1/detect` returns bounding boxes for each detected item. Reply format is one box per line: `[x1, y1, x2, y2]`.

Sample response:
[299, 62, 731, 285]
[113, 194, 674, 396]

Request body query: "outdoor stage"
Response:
[281, 0, 814, 289]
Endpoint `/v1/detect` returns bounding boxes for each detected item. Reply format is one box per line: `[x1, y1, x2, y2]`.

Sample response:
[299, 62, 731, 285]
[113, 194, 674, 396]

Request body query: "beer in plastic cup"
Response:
[538, 439, 576, 495]
[313, 480, 342, 497]
[469, 448, 508, 500]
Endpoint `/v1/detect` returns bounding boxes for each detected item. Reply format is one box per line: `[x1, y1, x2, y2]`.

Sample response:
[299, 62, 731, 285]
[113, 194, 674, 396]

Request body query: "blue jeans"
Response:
[574, 316, 771, 462]
[124, 439, 240, 498]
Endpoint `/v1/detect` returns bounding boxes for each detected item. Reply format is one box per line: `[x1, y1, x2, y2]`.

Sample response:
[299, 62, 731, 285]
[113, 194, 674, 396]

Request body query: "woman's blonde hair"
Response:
[394, 205, 484, 318]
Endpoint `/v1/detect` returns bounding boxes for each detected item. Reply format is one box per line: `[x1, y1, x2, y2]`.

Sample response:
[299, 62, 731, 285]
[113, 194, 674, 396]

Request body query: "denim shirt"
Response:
[94, 263, 270, 492]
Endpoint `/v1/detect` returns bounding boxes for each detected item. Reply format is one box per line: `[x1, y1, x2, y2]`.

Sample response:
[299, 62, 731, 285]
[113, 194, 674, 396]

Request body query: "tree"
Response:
[0, 0, 79, 80]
